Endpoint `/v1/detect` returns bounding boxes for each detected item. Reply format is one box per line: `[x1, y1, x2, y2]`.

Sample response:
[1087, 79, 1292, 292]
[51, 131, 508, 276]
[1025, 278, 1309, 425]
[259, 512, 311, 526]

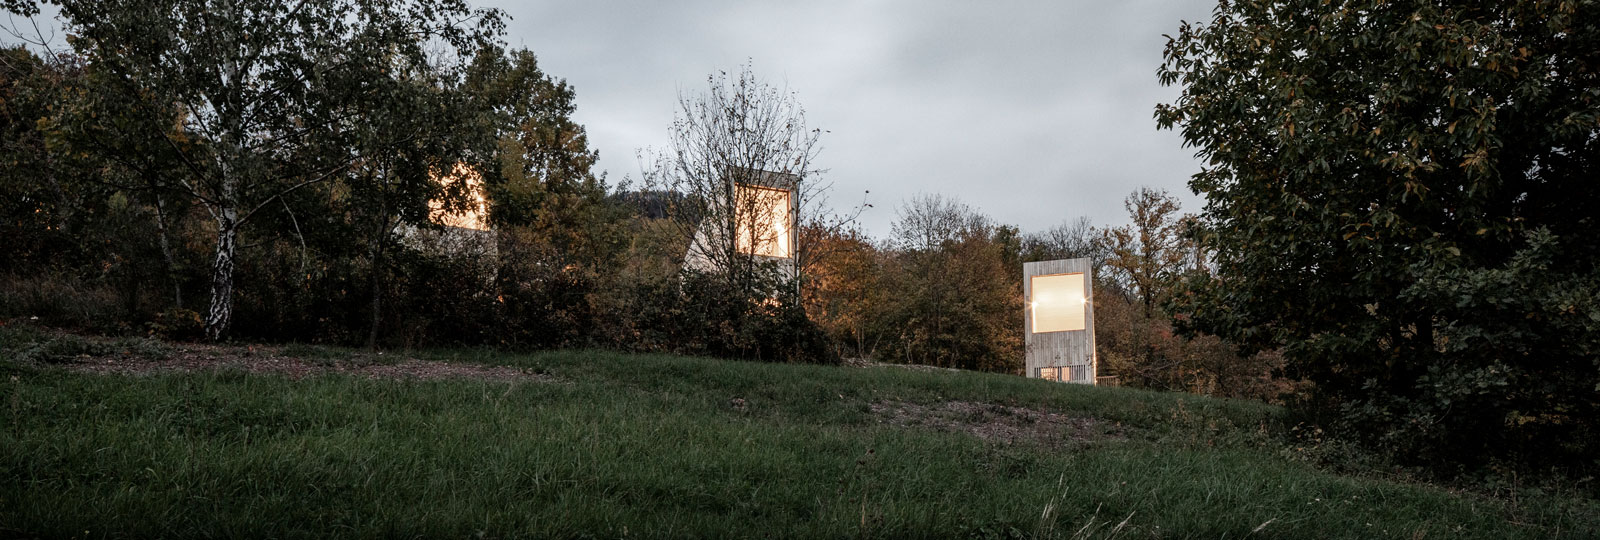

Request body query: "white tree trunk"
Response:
[204, 205, 239, 341]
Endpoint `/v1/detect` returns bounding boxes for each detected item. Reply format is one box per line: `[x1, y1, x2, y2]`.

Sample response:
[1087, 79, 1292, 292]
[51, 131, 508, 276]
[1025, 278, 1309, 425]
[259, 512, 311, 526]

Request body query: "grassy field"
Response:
[1, 329, 1595, 538]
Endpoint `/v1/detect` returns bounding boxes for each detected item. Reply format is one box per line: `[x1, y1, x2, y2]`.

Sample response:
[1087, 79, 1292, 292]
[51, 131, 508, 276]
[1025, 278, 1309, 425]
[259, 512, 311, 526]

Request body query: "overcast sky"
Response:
[490, 0, 1218, 237]
[8, 1, 1218, 238]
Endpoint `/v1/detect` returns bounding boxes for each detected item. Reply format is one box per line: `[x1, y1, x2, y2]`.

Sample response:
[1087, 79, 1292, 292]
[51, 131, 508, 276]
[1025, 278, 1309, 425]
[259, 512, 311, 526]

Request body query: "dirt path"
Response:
[56, 341, 549, 382]
[870, 400, 1124, 447]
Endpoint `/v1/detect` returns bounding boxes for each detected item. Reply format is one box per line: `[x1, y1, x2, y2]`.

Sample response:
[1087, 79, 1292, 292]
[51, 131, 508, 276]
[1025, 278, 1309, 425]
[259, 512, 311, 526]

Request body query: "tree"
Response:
[1099, 187, 1190, 318]
[877, 194, 1022, 372]
[1091, 187, 1220, 391]
[641, 63, 832, 295]
[802, 225, 887, 359]
[0, 46, 81, 273]
[474, 48, 618, 270]
[1158, 0, 1600, 466]
[471, 48, 623, 349]
[1021, 216, 1105, 271]
[0, 0, 35, 16]
[345, 60, 482, 350]
[626, 64, 845, 364]
[55, 0, 504, 340]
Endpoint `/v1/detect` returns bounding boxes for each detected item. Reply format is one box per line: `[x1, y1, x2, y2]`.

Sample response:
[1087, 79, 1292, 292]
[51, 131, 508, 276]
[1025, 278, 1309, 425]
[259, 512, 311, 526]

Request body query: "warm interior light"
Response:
[428, 163, 489, 231]
[1030, 272, 1086, 333]
[734, 183, 792, 258]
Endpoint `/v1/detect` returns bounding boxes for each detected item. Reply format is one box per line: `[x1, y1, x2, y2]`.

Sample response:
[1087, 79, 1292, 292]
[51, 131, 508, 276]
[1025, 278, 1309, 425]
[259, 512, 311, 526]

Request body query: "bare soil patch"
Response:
[871, 400, 1123, 446]
[61, 342, 550, 382]
[843, 358, 965, 373]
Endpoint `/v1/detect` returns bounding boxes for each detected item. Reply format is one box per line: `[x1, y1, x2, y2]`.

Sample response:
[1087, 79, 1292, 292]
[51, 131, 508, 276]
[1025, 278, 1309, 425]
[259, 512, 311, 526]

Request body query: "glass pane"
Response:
[734, 184, 793, 258]
[1030, 273, 1086, 333]
[428, 163, 489, 231]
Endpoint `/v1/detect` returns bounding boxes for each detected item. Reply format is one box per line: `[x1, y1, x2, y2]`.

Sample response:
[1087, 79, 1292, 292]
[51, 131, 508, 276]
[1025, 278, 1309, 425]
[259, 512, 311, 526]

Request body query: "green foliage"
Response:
[463, 48, 628, 350]
[1386, 229, 1600, 461]
[53, 0, 506, 339]
[0, 0, 36, 15]
[1094, 283, 1294, 401]
[145, 307, 204, 341]
[1, 46, 190, 325]
[1070, 187, 1291, 400]
[1158, 0, 1600, 468]
[0, 328, 169, 365]
[0, 273, 125, 332]
[473, 49, 610, 237]
[382, 245, 502, 348]
[620, 270, 837, 364]
[873, 195, 1022, 372]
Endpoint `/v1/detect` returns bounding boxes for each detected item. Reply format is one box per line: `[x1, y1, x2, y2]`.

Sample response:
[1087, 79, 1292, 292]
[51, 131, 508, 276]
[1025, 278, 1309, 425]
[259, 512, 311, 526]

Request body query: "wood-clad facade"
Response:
[1023, 258, 1097, 384]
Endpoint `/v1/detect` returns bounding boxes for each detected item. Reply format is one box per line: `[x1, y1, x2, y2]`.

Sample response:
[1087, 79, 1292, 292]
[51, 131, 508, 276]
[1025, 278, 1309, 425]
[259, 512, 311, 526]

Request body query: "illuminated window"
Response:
[734, 183, 792, 259]
[1039, 366, 1089, 382]
[428, 163, 489, 231]
[1030, 272, 1086, 333]
[1040, 367, 1062, 381]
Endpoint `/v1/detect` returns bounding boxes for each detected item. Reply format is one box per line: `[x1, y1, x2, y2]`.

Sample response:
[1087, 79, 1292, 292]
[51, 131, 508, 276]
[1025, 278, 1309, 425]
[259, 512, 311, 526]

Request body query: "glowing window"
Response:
[734, 183, 792, 259]
[1039, 366, 1089, 382]
[428, 163, 489, 231]
[1030, 272, 1086, 333]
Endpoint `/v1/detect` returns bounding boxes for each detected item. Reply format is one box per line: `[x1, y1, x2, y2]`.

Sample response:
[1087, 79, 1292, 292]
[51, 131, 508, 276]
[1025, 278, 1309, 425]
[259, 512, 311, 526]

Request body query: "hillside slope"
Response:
[1, 328, 1594, 538]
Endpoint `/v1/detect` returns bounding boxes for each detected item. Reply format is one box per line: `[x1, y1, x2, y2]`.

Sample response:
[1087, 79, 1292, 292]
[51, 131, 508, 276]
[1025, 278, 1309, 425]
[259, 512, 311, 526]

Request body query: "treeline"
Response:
[805, 192, 1288, 401]
[0, 0, 1282, 401]
[0, 4, 830, 363]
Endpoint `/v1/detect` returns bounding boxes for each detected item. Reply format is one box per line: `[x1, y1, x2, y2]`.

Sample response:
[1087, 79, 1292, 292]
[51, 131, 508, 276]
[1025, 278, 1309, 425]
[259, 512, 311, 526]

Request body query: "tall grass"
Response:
[2, 349, 1594, 538]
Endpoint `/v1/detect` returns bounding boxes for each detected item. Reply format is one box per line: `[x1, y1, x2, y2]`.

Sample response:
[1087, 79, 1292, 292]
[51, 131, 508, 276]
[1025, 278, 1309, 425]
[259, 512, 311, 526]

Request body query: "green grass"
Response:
[2, 344, 1595, 538]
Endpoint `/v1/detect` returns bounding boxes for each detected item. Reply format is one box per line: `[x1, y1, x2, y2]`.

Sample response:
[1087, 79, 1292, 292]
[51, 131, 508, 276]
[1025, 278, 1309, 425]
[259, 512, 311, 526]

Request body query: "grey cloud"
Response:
[492, 1, 1219, 235]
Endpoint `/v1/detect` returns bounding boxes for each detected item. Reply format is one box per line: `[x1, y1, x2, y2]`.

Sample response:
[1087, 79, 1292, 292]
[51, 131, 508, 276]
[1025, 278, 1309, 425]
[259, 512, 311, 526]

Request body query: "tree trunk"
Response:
[366, 230, 385, 350]
[366, 190, 393, 351]
[204, 206, 239, 341]
[153, 194, 183, 309]
[207, 105, 245, 342]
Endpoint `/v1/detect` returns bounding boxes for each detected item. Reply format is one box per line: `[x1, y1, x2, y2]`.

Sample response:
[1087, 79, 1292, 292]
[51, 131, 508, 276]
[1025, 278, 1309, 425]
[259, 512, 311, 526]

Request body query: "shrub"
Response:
[619, 270, 836, 364]
[0, 330, 167, 365]
[147, 307, 204, 341]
